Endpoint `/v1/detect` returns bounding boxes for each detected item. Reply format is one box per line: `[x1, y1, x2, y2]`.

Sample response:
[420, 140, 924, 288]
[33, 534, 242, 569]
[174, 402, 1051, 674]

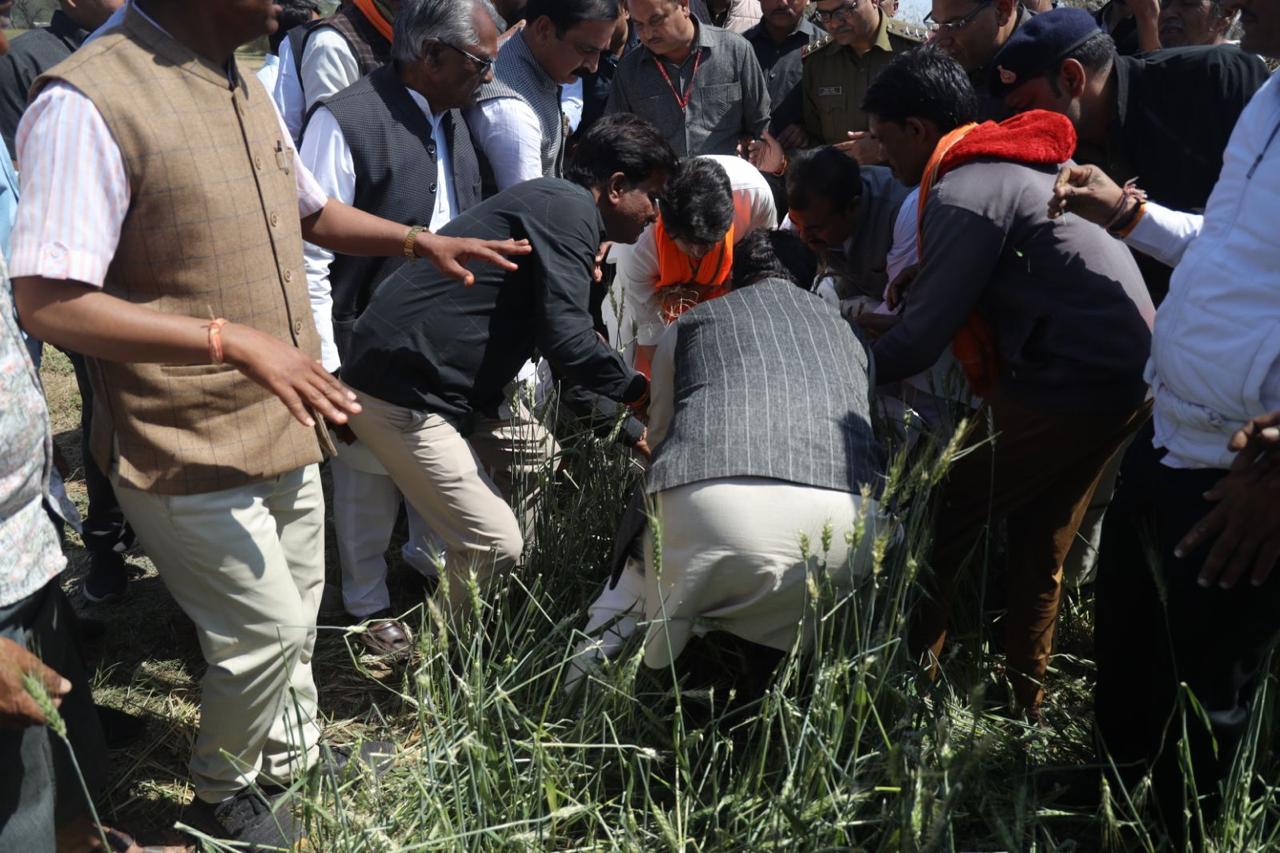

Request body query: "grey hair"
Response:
[392, 0, 483, 65]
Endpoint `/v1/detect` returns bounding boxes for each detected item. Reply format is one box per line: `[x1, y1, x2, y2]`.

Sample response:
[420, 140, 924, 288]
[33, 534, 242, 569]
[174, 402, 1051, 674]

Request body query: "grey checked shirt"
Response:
[605, 22, 771, 158]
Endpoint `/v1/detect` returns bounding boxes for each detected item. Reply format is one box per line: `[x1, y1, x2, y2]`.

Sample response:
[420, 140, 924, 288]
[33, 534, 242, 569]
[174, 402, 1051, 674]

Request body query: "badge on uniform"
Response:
[818, 86, 843, 97]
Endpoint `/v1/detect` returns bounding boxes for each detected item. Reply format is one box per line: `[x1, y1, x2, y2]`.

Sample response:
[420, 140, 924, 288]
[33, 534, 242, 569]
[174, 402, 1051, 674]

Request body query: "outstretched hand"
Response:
[416, 233, 532, 286]
[1176, 412, 1280, 589]
[1048, 164, 1125, 225]
[221, 324, 363, 429]
[835, 131, 886, 166]
[0, 638, 69, 730]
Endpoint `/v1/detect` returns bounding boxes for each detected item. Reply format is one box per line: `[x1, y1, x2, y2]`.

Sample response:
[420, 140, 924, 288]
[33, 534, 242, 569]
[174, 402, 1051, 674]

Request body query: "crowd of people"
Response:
[0, 0, 1277, 848]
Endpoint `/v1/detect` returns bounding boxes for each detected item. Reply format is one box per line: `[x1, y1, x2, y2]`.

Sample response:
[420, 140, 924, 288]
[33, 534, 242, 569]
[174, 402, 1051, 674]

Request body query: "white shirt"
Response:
[301, 90, 460, 372]
[465, 97, 544, 192]
[9, 5, 328, 288]
[615, 155, 777, 347]
[1139, 73, 1280, 470]
[256, 52, 281, 100]
[301, 28, 360, 113]
[275, 27, 360, 144]
[273, 34, 305, 142]
[562, 77, 584, 134]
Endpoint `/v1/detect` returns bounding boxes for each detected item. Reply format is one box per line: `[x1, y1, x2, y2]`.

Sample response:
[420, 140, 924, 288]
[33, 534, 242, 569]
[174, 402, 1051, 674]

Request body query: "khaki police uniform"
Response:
[801, 13, 925, 145]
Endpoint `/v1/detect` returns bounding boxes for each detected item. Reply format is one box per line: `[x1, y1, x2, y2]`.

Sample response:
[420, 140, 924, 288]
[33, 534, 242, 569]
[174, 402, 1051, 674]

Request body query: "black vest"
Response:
[321, 65, 483, 359]
[646, 280, 884, 496]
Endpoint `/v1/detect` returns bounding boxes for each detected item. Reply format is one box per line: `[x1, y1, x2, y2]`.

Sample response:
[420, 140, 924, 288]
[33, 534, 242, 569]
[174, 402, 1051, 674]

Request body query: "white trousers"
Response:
[113, 465, 324, 803]
[571, 477, 890, 685]
[331, 453, 442, 619]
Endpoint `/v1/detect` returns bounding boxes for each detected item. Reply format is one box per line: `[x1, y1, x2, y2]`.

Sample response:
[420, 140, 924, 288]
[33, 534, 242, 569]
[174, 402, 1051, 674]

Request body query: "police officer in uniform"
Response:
[801, 0, 924, 160]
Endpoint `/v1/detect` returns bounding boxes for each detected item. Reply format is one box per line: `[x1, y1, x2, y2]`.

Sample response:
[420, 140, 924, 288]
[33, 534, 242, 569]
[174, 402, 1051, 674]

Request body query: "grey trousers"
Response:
[0, 579, 107, 850]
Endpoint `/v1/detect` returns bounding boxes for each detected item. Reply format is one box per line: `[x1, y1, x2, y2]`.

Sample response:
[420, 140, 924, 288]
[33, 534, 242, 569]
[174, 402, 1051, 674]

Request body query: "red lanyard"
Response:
[655, 48, 704, 112]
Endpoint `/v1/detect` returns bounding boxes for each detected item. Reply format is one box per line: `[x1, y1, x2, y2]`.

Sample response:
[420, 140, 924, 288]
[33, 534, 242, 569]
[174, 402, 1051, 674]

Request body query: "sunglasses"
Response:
[440, 41, 494, 75]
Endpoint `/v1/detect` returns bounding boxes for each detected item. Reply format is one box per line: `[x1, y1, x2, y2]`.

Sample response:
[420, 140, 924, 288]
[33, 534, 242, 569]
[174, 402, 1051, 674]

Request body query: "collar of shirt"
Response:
[642, 19, 717, 68]
[1111, 53, 1136, 134]
[743, 15, 819, 49]
[404, 86, 447, 132]
[970, 5, 1029, 84]
[125, 3, 241, 87]
[510, 30, 561, 96]
[835, 11, 894, 59]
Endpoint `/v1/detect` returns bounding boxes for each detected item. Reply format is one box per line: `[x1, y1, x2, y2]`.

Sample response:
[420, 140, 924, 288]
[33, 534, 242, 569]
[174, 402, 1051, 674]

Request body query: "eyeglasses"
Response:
[923, 1, 994, 33]
[440, 41, 494, 75]
[814, 1, 862, 24]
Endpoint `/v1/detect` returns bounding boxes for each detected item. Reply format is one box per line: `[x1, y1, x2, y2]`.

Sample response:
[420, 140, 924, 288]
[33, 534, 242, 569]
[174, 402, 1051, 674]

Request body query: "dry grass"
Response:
[39, 348, 1280, 851]
[39, 348, 416, 844]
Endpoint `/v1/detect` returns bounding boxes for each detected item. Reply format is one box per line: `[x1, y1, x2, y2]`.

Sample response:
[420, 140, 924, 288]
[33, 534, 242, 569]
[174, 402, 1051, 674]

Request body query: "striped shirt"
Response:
[10, 14, 328, 288]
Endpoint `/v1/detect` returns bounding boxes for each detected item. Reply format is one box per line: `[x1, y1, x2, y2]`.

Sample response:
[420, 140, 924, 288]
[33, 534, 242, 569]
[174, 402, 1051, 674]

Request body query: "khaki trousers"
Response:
[914, 391, 1150, 712]
[112, 464, 324, 803]
[347, 392, 557, 614]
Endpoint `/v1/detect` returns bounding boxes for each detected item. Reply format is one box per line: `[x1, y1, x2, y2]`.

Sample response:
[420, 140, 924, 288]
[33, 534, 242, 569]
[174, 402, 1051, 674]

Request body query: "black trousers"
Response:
[1094, 426, 1280, 827]
[66, 352, 129, 555]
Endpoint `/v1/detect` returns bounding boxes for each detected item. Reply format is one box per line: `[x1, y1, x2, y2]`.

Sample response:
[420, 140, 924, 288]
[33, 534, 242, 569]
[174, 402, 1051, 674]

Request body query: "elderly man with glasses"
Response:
[299, 0, 503, 658]
[800, 0, 924, 162]
[925, 0, 1032, 119]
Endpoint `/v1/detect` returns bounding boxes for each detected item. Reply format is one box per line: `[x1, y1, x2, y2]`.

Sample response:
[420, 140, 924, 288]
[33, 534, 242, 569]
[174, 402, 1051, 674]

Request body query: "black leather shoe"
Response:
[97, 704, 147, 749]
[350, 609, 413, 658]
[83, 551, 128, 603]
[182, 787, 301, 850]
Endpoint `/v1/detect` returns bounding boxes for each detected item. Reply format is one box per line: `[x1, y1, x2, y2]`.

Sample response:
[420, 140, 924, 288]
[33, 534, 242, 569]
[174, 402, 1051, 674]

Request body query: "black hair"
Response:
[271, 0, 322, 54]
[731, 229, 819, 291]
[659, 158, 734, 245]
[526, 0, 618, 36]
[861, 46, 979, 133]
[564, 113, 678, 191]
[1045, 32, 1115, 95]
[786, 147, 862, 213]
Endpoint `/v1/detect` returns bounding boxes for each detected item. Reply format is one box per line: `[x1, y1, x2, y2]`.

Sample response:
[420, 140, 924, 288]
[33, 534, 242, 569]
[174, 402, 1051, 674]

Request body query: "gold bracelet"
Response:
[403, 225, 427, 261]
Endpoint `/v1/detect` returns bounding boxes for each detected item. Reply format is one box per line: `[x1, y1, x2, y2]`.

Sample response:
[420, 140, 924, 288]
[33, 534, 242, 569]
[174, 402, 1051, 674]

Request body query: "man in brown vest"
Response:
[10, 1, 527, 845]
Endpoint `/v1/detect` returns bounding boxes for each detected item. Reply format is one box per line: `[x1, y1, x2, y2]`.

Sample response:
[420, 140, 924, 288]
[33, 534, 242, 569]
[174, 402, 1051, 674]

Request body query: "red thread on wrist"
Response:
[206, 318, 229, 364]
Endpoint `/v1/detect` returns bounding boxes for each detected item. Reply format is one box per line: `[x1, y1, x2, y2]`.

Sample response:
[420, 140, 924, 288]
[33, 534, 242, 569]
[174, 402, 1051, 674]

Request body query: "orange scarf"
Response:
[915, 111, 1078, 397]
[653, 216, 736, 323]
[352, 0, 394, 40]
[917, 123, 1000, 397]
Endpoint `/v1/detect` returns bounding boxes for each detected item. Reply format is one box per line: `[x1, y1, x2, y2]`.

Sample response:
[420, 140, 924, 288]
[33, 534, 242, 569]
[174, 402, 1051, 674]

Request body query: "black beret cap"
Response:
[988, 7, 1103, 97]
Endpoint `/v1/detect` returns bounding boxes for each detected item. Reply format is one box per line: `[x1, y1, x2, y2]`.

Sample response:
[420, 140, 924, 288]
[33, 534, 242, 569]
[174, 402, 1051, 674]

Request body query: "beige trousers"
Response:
[112, 464, 324, 804]
[347, 391, 557, 614]
[570, 477, 889, 686]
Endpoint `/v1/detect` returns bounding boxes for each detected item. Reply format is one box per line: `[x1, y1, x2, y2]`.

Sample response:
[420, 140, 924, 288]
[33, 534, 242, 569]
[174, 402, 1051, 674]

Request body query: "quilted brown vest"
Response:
[35, 7, 327, 495]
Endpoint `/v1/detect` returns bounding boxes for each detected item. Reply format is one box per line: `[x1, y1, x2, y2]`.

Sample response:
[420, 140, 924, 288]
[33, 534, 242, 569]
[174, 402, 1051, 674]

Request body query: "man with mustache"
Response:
[466, 0, 618, 192]
[801, 0, 924, 161]
[608, 0, 784, 172]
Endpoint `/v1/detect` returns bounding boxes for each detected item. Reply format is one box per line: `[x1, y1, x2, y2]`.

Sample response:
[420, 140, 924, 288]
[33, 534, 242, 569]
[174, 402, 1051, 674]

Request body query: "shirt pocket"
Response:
[814, 83, 854, 141]
[697, 82, 744, 138]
